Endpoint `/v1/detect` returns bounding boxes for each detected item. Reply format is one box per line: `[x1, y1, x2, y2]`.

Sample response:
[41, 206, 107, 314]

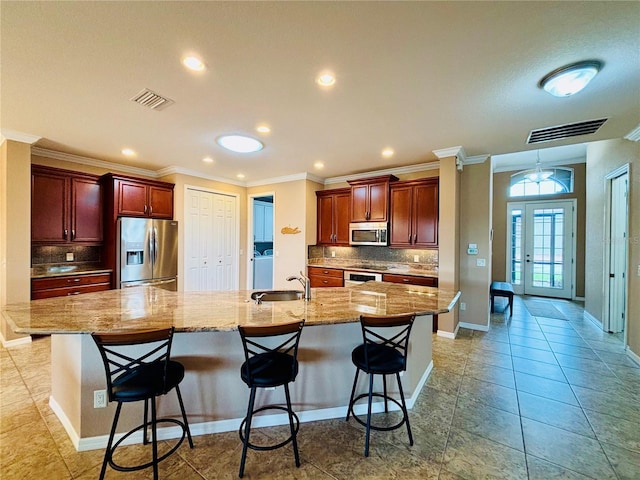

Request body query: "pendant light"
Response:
[525, 151, 553, 183]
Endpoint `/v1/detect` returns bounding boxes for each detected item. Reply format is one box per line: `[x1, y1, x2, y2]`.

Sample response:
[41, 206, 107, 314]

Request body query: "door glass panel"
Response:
[531, 208, 564, 288]
[510, 209, 522, 285]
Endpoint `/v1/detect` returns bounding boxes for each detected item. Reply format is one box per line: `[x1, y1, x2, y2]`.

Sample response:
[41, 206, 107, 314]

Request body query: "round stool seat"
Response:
[112, 360, 185, 402]
[352, 344, 404, 374]
[241, 352, 298, 388]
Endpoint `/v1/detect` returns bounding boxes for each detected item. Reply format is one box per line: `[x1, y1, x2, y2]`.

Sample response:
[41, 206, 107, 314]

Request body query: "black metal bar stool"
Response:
[237, 320, 305, 478]
[92, 327, 194, 480]
[346, 313, 416, 457]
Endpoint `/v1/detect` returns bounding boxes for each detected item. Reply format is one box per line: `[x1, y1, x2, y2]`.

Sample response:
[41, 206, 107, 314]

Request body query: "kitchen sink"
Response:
[47, 265, 78, 273]
[251, 290, 304, 302]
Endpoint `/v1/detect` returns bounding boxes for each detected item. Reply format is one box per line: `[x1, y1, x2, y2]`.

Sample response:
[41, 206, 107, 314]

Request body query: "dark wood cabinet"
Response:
[308, 266, 344, 287]
[31, 272, 112, 299]
[348, 175, 397, 222]
[382, 273, 438, 287]
[31, 165, 102, 245]
[108, 175, 174, 219]
[389, 178, 438, 248]
[316, 188, 351, 245]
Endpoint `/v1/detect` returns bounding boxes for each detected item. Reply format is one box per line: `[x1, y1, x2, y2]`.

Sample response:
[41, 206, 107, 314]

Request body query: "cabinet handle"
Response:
[67, 278, 81, 283]
[414, 234, 417, 243]
[144, 205, 147, 214]
[72, 230, 76, 240]
[149, 205, 153, 215]
[403, 278, 410, 282]
[64, 229, 68, 239]
[408, 234, 412, 243]
[68, 291, 81, 296]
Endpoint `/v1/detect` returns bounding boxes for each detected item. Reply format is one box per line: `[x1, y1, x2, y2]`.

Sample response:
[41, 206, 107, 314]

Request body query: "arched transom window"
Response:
[509, 167, 574, 197]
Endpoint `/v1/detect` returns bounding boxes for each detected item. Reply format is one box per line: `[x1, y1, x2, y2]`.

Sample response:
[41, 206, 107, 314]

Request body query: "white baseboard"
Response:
[0, 331, 32, 348]
[437, 322, 459, 339]
[459, 321, 489, 332]
[626, 347, 640, 367]
[67, 361, 435, 452]
[574, 296, 585, 301]
[583, 310, 601, 329]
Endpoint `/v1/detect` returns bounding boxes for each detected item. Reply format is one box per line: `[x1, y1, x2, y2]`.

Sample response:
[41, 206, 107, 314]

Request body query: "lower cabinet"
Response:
[308, 266, 344, 288]
[382, 273, 438, 287]
[32, 273, 112, 300]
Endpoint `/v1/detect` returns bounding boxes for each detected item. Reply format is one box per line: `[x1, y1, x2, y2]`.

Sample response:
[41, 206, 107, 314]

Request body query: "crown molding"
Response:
[465, 154, 490, 165]
[156, 166, 246, 186]
[324, 162, 439, 185]
[624, 123, 640, 142]
[493, 156, 586, 174]
[1, 129, 41, 144]
[31, 147, 159, 177]
[246, 171, 325, 187]
[433, 146, 466, 160]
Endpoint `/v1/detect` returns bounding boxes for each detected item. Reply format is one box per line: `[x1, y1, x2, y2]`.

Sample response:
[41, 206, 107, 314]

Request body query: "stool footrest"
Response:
[108, 418, 188, 473]
[239, 405, 300, 451]
[348, 393, 408, 432]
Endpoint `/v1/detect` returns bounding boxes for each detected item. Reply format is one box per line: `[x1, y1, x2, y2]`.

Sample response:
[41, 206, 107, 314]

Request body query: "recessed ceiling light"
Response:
[314, 161, 324, 169]
[121, 148, 136, 157]
[182, 56, 206, 71]
[202, 156, 214, 163]
[217, 135, 264, 153]
[382, 148, 394, 158]
[256, 125, 271, 134]
[316, 71, 336, 87]
[236, 173, 245, 179]
[539, 60, 602, 97]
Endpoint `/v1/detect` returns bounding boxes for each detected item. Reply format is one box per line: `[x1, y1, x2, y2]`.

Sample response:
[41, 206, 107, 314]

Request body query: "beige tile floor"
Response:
[1, 295, 639, 479]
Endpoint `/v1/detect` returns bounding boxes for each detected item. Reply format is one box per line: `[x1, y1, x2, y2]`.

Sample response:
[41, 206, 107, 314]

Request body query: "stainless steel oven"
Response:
[343, 270, 383, 286]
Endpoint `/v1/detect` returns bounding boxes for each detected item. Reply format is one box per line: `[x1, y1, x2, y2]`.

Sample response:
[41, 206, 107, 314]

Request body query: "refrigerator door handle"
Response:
[149, 228, 155, 265]
[154, 227, 159, 264]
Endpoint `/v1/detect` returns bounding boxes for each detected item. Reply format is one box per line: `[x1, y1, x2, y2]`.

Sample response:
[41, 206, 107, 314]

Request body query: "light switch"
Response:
[637, 264, 640, 277]
[476, 258, 486, 267]
[413, 255, 420, 263]
[66, 252, 74, 261]
[331, 251, 336, 257]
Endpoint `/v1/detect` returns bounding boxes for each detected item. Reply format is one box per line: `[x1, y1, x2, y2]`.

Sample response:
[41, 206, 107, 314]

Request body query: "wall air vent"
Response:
[527, 118, 607, 144]
[130, 88, 174, 111]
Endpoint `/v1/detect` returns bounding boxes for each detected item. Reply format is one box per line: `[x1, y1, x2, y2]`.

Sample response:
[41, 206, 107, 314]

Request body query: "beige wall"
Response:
[459, 160, 492, 328]
[492, 163, 586, 298]
[585, 139, 640, 357]
[1, 140, 32, 342]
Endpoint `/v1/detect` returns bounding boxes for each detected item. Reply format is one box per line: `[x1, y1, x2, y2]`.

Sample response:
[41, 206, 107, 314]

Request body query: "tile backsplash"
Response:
[31, 245, 102, 266]
[308, 245, 438, 267]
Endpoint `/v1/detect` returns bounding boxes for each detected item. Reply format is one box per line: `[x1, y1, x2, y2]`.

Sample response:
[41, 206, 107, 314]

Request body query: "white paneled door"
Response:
[507, 200, 575, 299]
[185, 188, 238, 291]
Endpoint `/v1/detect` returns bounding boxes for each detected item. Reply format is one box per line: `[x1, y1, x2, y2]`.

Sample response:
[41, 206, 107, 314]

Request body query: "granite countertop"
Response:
[2, 282, 459, 335]
[308, 259, 439, 278]
[31, 263, 113, 279]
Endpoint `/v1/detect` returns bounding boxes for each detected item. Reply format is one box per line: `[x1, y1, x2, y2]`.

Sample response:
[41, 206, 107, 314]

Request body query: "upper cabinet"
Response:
[348, 174, 398, 222]
[31, 165, 103, 245]
[316, 188, 351, 245]
[253, 200, 274, 242]
[389, 178, 439, 248]
[102, 174, 174, 219]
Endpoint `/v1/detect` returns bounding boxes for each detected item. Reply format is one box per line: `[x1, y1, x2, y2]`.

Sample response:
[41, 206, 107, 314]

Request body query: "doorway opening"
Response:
[506, 199, 576, 299]
[604, 165, 629, 335]
[249, 194, 274, 289]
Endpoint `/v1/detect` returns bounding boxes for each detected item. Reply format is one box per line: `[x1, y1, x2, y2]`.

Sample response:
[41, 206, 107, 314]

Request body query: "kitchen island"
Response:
[2, 282, 459, 451]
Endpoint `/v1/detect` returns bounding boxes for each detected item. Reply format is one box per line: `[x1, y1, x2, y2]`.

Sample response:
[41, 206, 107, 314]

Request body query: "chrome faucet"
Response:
[287, 271, 311, 300]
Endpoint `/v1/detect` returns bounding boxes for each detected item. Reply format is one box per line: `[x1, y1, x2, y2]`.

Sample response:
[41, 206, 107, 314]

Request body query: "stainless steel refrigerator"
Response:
[117, 218, 178, 291]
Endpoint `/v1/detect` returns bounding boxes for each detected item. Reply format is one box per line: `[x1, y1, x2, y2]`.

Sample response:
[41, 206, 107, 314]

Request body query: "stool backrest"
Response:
[359, 313, 416, 369]
[91, 327, 175, 401]
[238, 320, 305, 383]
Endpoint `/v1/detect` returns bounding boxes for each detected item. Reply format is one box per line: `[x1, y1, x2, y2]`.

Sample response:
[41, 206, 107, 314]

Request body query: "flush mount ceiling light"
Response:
[316, 71, 336, 87]
[525, 151, 553, 183]
[182, 56, 206, 71]
[539, 60, 602, 97]
[216, 135, 264, 153]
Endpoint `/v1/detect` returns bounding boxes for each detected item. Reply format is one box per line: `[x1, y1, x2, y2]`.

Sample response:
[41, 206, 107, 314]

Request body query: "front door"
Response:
[507, 200, 575, 299]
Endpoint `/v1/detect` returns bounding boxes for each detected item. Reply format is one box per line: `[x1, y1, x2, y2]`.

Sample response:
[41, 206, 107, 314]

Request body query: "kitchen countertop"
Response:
[31, 263, 112, 279]
[2, 282, 459, 335]
[308, 259, 439, 278]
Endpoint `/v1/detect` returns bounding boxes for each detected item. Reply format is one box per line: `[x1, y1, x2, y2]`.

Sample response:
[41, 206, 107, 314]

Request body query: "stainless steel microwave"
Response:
[349, 222, 388, 246]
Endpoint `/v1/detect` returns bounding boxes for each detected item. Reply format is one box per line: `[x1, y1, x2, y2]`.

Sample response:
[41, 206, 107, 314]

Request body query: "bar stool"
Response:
[237, 320, 305, 478]
[92, 327, 193, 480]
[346, 313, 416, 457]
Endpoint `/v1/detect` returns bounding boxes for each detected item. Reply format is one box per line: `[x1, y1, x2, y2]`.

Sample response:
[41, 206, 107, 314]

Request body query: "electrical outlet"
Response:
[476, 258, 486, 267]
[66, 252, 74, 261]
[460, 302, 466, 311]
[331, 251, 336, 258]
[94, 390, 107, 408]
[413, 255, 420, 263]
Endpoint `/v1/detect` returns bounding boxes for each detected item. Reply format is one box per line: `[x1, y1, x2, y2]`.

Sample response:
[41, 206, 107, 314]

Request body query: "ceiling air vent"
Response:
[527, 118, 607, 144]
[130, 88, 174, 111]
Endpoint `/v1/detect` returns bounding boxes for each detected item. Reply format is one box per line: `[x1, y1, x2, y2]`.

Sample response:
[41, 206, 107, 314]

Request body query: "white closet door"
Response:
[185, 188, 237, 291]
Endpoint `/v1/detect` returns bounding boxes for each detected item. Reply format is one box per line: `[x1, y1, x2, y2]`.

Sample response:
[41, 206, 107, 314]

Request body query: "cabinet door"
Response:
[254, 202, 266, 242]
[413, 181, 438, 247]
[368, 182, 389, 222]
[389, 185, 413, 247]
[117, 180, 147, 216]
[148, 185, 174, 218]
[350, 184, 369, 222]
[71, 177, 102, 242]
[32, 171, 68, 243]
[333, 191, 351, 245]
[316, 195, 334, 244]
